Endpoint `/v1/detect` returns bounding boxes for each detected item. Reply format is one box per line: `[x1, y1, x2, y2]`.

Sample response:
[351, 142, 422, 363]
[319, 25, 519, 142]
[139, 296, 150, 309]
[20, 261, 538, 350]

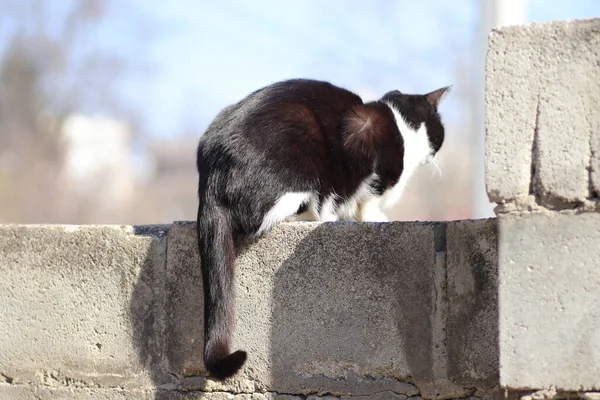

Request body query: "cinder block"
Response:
[498, 212, 600, 390]
[446, 219, 498, 391]
[0, 225, 168, 389]
[486, 18, 600, 206]
[165, 221, 450, 398]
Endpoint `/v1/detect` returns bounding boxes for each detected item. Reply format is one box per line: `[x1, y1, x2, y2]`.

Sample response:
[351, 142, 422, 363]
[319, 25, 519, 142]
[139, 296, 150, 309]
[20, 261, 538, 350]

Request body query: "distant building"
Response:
[61, 114, 135, 212]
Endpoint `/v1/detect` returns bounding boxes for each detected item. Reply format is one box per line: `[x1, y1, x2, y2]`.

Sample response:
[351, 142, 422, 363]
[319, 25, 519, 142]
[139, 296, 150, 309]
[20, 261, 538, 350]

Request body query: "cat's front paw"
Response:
[357, 197, 389, 222]
[361, 211, 389, 222]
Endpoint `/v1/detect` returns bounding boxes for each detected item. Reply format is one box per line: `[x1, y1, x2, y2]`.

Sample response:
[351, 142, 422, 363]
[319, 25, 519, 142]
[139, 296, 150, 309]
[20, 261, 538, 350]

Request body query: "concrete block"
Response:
[164, 221, 457, 398]
[446, 219, 498, 390]
[498, 212, 600, 390]
[486, 18, 600, 205]
[0, 224, 168, 389]
[266, 222, 434, 397]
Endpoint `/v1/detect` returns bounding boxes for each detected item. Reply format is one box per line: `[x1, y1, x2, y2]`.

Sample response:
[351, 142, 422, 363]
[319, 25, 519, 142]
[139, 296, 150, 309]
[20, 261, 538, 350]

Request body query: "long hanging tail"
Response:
[197, 201, 247, 379]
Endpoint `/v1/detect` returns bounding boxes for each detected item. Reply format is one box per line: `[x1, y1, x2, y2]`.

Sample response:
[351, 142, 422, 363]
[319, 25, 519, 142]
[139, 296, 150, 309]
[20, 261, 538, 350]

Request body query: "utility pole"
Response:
[472, 0, 527, 218]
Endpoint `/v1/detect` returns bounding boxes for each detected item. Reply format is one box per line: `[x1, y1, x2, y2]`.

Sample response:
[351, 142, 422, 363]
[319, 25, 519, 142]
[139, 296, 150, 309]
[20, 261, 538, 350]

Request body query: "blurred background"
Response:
[0, 0, 598, 225]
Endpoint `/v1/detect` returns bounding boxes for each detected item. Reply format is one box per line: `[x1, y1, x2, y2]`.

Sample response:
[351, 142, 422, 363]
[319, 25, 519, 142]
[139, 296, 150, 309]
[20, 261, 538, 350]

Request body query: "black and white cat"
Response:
[196, 78, 450, 379]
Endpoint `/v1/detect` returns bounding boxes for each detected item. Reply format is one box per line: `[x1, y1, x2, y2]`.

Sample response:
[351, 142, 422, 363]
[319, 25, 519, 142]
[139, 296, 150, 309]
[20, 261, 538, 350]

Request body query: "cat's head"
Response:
[381, 86, 451, 159]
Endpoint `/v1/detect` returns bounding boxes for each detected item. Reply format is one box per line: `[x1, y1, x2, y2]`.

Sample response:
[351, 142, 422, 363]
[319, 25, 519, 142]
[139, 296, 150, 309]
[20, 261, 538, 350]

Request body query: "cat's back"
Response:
[247, 79, 361, 108]
[197, 79, 364, 172]
[206, 79, 362, 133]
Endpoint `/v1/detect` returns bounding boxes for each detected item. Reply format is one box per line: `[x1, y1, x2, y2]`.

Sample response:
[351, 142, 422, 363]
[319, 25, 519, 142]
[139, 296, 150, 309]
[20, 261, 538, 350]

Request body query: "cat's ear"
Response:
[426, 86, 452, 109]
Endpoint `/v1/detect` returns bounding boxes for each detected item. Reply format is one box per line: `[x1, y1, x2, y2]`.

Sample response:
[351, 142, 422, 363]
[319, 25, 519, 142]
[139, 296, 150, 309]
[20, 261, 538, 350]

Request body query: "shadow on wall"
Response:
[129, 225, 174, 400]
[267, 222, 438, 396]
[129, 219, 499, 399]
[445, 219, 500, 393]
[266, 220, 499, 396]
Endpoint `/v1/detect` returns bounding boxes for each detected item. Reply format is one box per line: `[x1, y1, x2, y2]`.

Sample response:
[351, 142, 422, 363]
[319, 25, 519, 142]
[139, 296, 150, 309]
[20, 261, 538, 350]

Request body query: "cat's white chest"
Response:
[381, 112, 432, 209]
[358, 104, 434, 221]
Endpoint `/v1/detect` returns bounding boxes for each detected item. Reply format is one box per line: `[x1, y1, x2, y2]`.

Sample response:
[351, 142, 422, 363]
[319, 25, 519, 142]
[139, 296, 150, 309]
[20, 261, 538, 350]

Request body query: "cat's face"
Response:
[381, 86, 451, 157]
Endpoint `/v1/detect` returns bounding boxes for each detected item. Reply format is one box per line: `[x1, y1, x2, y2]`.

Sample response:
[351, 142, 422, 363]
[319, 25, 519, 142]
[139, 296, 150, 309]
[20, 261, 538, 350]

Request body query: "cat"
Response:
[196, 78, 450, 379]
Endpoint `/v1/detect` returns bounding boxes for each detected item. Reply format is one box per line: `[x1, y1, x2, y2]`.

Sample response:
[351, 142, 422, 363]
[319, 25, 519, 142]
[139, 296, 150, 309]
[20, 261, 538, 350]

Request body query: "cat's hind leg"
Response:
[285, 209, 319, 222]
[283, 194, 339, 222]
[315, 194, 339, 222]
[285, 202, 319, 222]
[256, 192, 315, 235]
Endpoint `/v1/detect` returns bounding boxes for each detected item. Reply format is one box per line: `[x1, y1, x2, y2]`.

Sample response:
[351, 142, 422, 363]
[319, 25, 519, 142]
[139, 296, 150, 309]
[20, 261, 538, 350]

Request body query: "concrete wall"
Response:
[1, 15, 600, 400]
[0, 220, 498, 399]
[486, 17, 600, 393]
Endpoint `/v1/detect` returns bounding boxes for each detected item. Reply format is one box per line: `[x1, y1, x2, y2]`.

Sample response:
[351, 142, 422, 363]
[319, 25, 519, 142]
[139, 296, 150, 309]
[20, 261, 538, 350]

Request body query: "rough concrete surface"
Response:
[4, 212, 599, 395]
[446, 219, 498, 391]
[486, 17, 600, 206]
[0, 224, 168, 390]
[0, 385, 155, 400]
[0, 220, 501, 400]
[0, 385, 489, 400]
[165, 221, 456, 398]
[0, 385, 353, 399]
[498, 212, 600, 390]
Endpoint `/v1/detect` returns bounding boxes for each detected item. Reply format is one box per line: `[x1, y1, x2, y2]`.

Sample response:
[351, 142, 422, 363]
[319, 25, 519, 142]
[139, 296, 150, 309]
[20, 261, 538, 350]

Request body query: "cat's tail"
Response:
[197, 200, 247, 380]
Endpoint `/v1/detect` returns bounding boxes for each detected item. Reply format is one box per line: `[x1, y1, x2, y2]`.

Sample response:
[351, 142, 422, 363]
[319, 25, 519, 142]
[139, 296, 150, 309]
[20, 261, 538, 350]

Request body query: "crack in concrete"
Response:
[588, 116, 599, 199]
[529, 93, 541, 198]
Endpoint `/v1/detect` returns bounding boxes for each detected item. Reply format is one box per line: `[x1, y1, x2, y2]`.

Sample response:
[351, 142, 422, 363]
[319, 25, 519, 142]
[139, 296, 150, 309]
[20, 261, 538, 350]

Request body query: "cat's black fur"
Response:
[196, 78, 449, 379]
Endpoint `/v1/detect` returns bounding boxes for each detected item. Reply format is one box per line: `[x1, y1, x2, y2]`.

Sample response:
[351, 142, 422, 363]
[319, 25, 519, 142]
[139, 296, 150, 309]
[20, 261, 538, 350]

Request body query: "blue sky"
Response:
[108, 0, 600, 138]
[5, 1, 600, 138]
[104, 0, 477, 137]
